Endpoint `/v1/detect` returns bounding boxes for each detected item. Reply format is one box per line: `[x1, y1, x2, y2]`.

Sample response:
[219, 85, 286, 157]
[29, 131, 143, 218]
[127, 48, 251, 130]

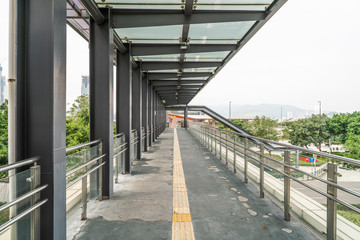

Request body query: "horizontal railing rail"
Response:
[65, 140, 105, 221]
[114, 132, 127, 182]
[189, 122, 360, 240]
[66, 139, 102, 153]
[0, 157, 47, 238]
[0, 157, 40, 173]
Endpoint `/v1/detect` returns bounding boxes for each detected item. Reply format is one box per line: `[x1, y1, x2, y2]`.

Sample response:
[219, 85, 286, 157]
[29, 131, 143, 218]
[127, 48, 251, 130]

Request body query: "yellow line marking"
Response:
[172, 128, 195, 240]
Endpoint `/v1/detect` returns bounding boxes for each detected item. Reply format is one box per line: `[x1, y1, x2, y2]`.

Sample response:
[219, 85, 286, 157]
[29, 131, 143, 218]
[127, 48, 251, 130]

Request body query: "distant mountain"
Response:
[206, 104, 335, 120]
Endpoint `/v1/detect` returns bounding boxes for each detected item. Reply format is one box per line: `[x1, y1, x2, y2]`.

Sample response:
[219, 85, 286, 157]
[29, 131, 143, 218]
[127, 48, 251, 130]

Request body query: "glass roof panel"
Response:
[185, 51, 230, 61]
[136, 55, 180, 61]
[189, 21, 256, 43]
[195, 0, 273, 10]
[96, 0, 182, 10]
[183, 67, 217, 72]
[115, 25, 182, 42]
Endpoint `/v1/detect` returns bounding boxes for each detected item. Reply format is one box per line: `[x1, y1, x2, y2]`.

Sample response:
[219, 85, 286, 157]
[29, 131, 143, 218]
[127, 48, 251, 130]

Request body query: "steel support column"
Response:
[117, 49, 132, 173]
[132, 67, 142, 159]
[16, 0, 67, 238]
[142, 76, 148, 151]
[148, 83, 153, 146]
[89, 8, 114, 198]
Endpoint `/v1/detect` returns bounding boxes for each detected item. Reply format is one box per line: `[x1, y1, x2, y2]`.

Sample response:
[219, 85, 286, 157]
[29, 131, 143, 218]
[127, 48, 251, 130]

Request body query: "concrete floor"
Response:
[71, 128, 317, 240]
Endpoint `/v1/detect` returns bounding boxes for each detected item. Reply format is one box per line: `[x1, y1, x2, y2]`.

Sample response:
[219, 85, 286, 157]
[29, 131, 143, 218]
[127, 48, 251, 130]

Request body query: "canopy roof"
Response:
[66, 0, 286, 105]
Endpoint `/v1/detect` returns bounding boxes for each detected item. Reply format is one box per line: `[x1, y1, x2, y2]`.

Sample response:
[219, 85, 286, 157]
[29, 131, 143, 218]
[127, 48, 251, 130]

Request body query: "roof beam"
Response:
[142, 61, 221, 71]
[79, 0, 104, 24]
[131, 43, 237, 56]
[155, 86, 200, 90]
[111, 9, 266, 28]
[152, 80, 205, 86]
[148, 72, 212, 80]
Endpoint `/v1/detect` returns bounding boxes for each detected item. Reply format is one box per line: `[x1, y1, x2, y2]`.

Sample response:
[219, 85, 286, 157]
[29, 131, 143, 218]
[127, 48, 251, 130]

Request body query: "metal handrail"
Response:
[0, 199, 48, 233]
[114, 132, 124, 138]
[66, 154, 106, 177]
[66, 139, 102, 153]
[66, 161, 106, 189]
[199, 123, 360, 166]
[113, 148, 127, 159]
[0, 157, 40, 173]
[0, 185, 48, 213]
[192, 125, 360, 213]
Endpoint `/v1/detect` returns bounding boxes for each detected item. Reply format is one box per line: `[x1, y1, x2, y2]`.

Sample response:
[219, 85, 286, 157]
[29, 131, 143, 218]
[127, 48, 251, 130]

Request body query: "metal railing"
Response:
[141, 127, 146, 152]
[66, 140, 106, 220]
[189, 123, 360, 240]
[131, 129, 138, 160]
[0, 157, 48, 239]
[113, 133, 126, 183]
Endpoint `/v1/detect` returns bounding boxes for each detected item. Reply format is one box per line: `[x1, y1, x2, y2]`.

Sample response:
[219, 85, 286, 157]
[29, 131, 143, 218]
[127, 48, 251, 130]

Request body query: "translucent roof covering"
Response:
[66, 0, 285, 105]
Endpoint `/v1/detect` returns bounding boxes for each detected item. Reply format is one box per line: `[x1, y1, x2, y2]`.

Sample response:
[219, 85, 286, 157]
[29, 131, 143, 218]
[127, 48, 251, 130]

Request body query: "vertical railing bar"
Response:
[233, 134, 236, 173]
[260, 142, 265, 198]
[284, 149, 291, 221]
[81, 149, 87, 220]
[225, 132, 228, 166]
[327, 162, 337, 240]
[98, 142, 103, 201]
[244, 137, 248, 183]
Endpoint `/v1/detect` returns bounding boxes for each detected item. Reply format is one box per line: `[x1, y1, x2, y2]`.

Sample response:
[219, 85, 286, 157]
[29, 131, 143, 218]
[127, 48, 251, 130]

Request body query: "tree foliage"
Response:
[247, 116, 279, 141]
[66, 95, 90, 147]
[0, 100, 8, 170]
[218, 116, 279, 141]
[328, 112, 360, 144]
[287, 114, 330, 151]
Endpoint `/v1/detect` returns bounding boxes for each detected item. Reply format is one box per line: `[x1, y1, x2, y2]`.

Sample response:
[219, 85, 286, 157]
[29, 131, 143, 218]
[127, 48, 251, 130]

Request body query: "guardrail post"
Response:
[260, 143, 265, 198]
[30, 163, 40, 240]
[219, 131, 222, 160]
[284, 150, 291, 221]
[209, 129, 214, 152]
[81, 149, 87, 220]
[244, 138, 248, 183]
[98, 142, 103, 201]
[214, 130, 217, 156]
[115, 145, 119, 183]
[233, 135, 237, 173]
[225, 132, 228, 166]
[327, 162, 337, 240]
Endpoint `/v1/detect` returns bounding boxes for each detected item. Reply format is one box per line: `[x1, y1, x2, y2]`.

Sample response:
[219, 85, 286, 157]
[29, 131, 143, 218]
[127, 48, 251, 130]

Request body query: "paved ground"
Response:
[71, 128, 317, 240]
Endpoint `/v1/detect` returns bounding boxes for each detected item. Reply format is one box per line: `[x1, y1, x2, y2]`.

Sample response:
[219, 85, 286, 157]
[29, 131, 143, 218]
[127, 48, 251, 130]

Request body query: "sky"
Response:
[0, 0, 359, 113]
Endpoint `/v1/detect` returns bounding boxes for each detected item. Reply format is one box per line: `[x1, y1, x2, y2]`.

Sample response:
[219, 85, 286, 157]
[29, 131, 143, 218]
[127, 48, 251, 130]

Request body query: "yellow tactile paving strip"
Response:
[172, 128, 196, 240]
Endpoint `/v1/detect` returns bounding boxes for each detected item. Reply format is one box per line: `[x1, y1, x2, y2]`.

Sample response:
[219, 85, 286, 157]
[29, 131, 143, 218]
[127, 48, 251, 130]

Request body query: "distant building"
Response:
[0, 64, 7, 105]
[81, 75, 89, 95]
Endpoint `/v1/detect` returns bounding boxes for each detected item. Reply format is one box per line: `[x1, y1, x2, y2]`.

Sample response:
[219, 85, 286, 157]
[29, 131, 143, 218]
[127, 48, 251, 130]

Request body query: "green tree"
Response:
[66, 95, 90, 147]
[328, 112, 360, 143]
[247, 116, 279, 141]
[287, 114, 330, 151]
[344, 133, 360, 160]
[0, 100, 8, 177]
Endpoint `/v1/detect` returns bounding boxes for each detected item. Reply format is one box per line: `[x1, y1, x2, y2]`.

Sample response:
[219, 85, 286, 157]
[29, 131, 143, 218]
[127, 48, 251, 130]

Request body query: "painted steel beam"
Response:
[131, 43, 237, 56]
[80, 0, 104, 24]
[90, 8, 114, 199]
[141, 61, 222, 71]
[117, 49, 133, 173]
[111, 9, 266, 28]
[152, 80, 205, 86]
[148, 72, 212, 80]
[132, 68, 142, 160]
[17, 0, 67, 238]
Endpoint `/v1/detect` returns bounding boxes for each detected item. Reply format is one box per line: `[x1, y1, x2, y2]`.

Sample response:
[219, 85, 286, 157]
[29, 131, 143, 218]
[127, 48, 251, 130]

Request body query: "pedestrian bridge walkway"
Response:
[70, 128, 315, 240]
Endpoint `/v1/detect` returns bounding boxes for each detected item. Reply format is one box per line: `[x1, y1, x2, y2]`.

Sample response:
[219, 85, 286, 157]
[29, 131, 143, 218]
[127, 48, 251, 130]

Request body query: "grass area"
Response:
[0, 201, 9, 225]
[265, 170, 304, 179]
[337, 204, 360, 227]
[322, 203, 360, 227]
